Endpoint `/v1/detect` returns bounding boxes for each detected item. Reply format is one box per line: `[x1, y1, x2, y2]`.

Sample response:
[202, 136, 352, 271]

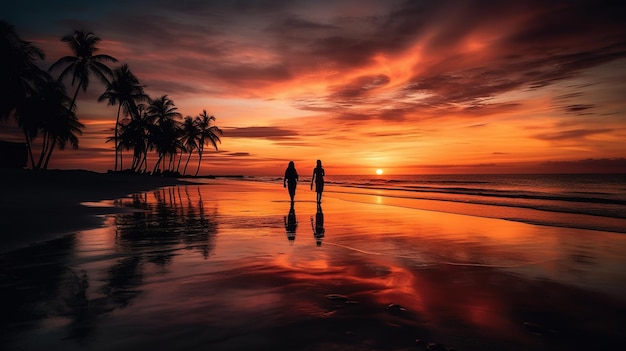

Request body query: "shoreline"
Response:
[0, 169, 189, 253]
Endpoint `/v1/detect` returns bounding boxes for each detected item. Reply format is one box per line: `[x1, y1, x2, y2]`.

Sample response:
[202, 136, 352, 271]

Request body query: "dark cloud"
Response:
[223, 126, 298, 140]
[564, 104, 595, 113]
[534, 128, 613, 141]
[329, 74, 390, 100]
[538, 158, 626, 173]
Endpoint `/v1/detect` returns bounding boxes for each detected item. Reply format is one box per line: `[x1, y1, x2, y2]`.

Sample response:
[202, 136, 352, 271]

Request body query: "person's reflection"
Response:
[284, 203, 298, 242]
[311, 204, 325, 246]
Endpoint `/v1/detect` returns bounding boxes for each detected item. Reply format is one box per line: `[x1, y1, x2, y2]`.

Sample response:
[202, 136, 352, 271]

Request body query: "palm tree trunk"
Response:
[153, 154, 163, 174]
[72, 82, 82, 107]
[141, 149, 148, 173]
[195, 145, 204, 176]
[131, 148, 140, 172]
[23, 130, 37, 170]
[176, 152, 183, 173]
[42, 136, 58, 170]
[114, 104, 121, 171]
[183, 151, 192, 175]
[36, 132, 50, 170]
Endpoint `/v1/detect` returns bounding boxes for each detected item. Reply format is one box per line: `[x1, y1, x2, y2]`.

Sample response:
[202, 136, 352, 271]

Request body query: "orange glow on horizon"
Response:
[3, 1, 625, 175]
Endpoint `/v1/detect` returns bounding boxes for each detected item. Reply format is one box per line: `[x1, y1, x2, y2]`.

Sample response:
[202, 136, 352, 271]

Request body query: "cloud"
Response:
[538, 158, 626, 173]
[223, 126, 299, 140]
[534, 128, 613, 141]
[564, 104, 595, 113]
[328, 74, 390, 100]
[227, 152, 251, 157]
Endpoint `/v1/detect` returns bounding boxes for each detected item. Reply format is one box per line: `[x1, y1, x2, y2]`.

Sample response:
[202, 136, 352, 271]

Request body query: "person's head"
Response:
[288, 161, 295, 168]
[316, 159, 322, 167]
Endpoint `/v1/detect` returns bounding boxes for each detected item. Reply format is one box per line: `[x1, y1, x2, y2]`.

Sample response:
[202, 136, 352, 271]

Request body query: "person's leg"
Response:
[289, 184, 296, 202]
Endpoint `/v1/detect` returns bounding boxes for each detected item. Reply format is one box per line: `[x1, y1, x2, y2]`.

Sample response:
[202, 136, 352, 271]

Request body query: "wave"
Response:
[342, 184, 626, 206]
[249, 174, 626, 222]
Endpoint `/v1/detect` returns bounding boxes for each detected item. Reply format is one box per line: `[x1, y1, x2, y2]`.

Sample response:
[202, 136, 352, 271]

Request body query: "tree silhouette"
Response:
[37, 79, 82, 169]
[17, 76, 83, 170]
[1, 21, 46, 121]
[146, 95, 182, 174]
[179, 116, 201, 176]
[194, 110, 222, 176]
[115, 103, 153, 173]
[49, 30, 118, 117]
[99, 64, 148, 171]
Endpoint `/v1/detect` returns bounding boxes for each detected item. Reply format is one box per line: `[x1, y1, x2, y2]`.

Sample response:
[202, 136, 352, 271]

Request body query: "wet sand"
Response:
[1, 178, 626, 350]
[0, 169, 187, 253]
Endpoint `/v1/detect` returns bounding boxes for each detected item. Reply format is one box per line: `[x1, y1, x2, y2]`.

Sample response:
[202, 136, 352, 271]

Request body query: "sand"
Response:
[0, 169, 188, 253]
[1, 176, 625, 350]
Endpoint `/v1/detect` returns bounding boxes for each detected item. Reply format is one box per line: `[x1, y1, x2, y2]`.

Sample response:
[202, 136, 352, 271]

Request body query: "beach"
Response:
[1, 173, 626, 350]
[0, 169, 187, 253]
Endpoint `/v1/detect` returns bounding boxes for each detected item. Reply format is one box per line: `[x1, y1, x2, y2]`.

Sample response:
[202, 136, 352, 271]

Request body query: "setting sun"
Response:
[376, 169, 384, 175]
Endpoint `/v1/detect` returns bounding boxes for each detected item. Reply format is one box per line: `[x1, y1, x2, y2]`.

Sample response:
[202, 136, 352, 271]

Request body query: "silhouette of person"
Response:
[310, 159, 325, 204]
[311, 205, 325, 246]
[284, 161, 299, 203]
[284, 203, 298, 242]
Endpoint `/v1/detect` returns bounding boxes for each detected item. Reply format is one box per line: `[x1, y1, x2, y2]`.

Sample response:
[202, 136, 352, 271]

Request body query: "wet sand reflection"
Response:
[1, 180, 625, 350]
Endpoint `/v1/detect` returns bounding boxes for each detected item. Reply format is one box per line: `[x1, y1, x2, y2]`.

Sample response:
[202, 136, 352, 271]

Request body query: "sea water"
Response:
[252, 173, 626, 233]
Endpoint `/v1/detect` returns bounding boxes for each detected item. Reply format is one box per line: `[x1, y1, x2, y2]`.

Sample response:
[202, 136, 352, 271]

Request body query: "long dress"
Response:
[313, 167, 324, 193]
[285, 167, 298, 195]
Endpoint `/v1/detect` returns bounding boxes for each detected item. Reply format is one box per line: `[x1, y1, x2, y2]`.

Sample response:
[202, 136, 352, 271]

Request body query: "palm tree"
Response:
[194, 110, 222, 176]
[98, 64, 148, 171]
[146, 95, 182, 174]
[179, 116, 201, 176]
[49, 30, 118, 115]
[127, 104, 151, 172]
[38, 78, 83, 169]
[1, 21, 47, 120]
[18, 75, 83, 170]
[1, 21, 50, 168]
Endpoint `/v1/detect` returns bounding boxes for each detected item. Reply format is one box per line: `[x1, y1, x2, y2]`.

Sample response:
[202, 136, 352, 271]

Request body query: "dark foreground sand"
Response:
[0, 169, 187, 253]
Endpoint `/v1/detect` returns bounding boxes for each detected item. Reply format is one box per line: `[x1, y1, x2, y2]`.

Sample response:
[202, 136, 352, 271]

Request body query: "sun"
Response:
[376, 169, 384, 175]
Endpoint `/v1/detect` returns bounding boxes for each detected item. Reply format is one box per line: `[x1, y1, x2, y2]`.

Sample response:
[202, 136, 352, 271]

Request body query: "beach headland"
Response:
[0, 168, 188, 253]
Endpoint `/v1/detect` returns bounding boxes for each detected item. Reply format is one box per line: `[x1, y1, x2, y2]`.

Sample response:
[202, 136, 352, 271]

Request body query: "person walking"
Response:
[283, 161, 299, 203]
[310, 159, 325, 204]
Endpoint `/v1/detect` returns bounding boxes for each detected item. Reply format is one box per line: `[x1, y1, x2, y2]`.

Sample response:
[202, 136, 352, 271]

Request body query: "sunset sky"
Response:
[2, 0, 625, 175]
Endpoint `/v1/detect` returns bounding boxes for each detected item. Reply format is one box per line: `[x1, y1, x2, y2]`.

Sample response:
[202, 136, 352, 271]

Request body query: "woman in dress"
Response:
[283, 161, 299, 203]
[310, 159, 325, 204]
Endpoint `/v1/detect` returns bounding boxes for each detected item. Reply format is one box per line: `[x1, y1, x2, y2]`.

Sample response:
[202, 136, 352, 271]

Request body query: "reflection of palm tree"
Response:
[113, 185, 218, 261]
[98, 64, 148, 171]
[194, 110, 222, 176]
[284, 203, 298, 242]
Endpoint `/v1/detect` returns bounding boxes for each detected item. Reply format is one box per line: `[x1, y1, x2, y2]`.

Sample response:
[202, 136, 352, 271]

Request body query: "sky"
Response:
[2, 0, 626, 175]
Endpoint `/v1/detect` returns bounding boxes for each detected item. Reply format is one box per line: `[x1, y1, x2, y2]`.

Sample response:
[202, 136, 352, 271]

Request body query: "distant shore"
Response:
[0, 168, 190, 253]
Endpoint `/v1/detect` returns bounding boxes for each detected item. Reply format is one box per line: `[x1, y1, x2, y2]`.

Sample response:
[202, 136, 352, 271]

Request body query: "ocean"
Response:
[250, 173, 626, 233]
